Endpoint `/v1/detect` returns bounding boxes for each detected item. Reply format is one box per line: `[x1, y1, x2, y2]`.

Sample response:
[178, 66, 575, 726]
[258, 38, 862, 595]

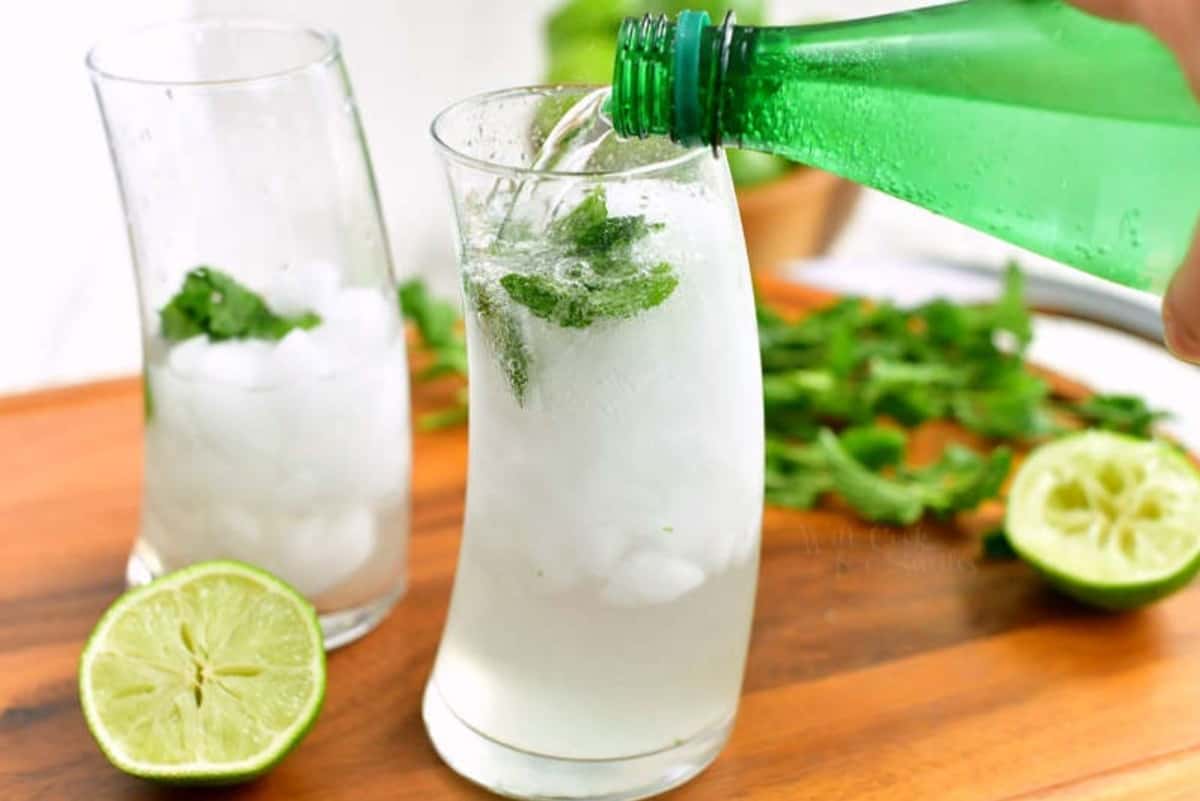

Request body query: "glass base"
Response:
[422, 680, 732, 801]
[125, 546, 402, 651]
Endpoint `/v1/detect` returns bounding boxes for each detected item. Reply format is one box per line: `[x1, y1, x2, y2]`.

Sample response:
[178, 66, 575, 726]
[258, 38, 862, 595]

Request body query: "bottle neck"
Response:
[611, 11, 741, 150]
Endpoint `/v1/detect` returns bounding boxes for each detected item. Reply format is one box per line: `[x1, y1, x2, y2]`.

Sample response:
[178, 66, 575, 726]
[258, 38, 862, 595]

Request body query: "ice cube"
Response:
[325, 506, 377, 568]
[345, 355, 412, 499]
[232, 512, 320, 589]
[267, 328, 333, 384]
[266, 260, 341, 316]
[166, 336, 208, 379]
[600, 550, 706, 607]
[208, 503, 266, 560]
[184, 379, 286, 501]
[198, 340, 271, 388]
[265, 507, 377, 597]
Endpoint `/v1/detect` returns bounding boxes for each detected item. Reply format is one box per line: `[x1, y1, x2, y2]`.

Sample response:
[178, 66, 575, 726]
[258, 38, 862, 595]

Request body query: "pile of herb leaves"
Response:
[761, 265, 1167, 525]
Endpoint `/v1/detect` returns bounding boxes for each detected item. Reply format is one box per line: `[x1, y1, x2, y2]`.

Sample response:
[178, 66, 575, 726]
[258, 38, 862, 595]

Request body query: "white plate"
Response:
[783, 257, 1200, 452]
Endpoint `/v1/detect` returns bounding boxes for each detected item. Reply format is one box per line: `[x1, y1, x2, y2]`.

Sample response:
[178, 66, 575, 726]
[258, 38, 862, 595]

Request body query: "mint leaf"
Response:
[590, 265, 679, 321]
[501, 187, 677, 331]
[399, 279, 459, 349]
[1065, 394, 1169, 439]
[864, 359, 965, 426]
[465, 276, 531, 405]
[160, 303, 205, 341]
[159, 267, 320, 343]
[763, 369, 838, 408]
[765, 438, 829, 509]
[418, 404, 470, 431]
[906, 445, 1013, 517]
[547, 187, 607, 245]
[839, 425, 907, 471]
[396, 278, 471, 427]
[498, 273, 592, 329]
[813, 429, 1010, 525]
[917, 263, 1030, 352]
[988, 263, 1034, 349]
[398, 279, 469, 380]
[953, 368, 1052, 438]
[765, 468, 830, 510]
[817, 429, 924, 525]
[547, 187, 661, 257]
[501, 262, 677, 329]
[768, 425, 1007, 523]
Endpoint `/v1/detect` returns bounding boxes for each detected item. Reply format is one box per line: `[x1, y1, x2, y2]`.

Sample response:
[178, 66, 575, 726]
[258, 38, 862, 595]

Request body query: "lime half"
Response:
[1007, 432, 1200, 610]
[79, 561, 326, 784]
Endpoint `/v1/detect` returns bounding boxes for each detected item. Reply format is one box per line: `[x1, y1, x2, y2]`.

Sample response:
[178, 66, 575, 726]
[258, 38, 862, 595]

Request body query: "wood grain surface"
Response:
[3, 281, 1200, 800]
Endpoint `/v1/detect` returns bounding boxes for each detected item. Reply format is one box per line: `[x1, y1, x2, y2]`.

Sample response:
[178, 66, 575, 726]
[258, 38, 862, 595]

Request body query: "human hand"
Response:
[1068, 0, 1200, 359]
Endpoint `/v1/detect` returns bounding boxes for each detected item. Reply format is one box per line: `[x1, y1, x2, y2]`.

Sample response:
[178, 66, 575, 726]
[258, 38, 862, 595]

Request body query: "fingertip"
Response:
[1163, 284, 1200, 363]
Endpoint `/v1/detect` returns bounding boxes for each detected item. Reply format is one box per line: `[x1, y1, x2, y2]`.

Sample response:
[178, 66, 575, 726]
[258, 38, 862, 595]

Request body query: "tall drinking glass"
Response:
[87, 21, 410, 648]
[424, 86, 764, 800]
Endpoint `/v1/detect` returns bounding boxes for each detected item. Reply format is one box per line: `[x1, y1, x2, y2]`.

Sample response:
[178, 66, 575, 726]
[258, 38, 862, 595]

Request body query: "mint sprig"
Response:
[461, 186, 677, 403]
[499, 187, 677, 329]
[500, 262, 677, 329]
[159, 267, 320, 343]
[547, 187, 663, 267]
[465, 277, 531, 404]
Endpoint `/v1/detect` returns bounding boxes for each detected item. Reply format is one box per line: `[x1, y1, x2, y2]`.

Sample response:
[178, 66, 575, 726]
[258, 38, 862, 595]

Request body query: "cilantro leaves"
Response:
[159, 267, 320, 343]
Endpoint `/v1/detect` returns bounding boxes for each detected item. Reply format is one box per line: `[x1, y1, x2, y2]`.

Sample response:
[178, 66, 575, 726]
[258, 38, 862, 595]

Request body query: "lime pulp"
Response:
[1006, 431, 1200, 610]
[78, 560, 326, 784]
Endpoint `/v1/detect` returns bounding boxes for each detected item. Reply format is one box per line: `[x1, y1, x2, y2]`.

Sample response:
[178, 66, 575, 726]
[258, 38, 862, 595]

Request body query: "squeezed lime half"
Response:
[1007, 431, 1200, 610]
[78, 561, 325, 784]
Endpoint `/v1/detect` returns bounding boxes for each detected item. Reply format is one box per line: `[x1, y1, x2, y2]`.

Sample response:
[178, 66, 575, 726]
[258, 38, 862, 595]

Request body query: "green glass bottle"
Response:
[610, 0, 1200, 292]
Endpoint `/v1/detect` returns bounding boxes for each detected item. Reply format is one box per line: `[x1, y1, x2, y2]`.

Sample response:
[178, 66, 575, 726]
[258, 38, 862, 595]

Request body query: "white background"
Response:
[0, 0, 1139, 395]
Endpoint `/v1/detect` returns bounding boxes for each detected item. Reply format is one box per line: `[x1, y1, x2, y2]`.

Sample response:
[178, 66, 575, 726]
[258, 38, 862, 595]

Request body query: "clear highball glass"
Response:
[87, 20, 411, 649]
[423, 86, 764, 800]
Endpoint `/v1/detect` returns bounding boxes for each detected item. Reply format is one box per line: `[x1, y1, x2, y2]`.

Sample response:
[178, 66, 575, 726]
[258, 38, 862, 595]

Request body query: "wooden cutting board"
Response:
[3, 280, 1200, 801]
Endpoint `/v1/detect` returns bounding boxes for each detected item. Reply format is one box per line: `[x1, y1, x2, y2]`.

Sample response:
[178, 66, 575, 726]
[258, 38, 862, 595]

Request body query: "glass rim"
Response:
[85, 18, 340, 88]
[430, 84, 711, 181]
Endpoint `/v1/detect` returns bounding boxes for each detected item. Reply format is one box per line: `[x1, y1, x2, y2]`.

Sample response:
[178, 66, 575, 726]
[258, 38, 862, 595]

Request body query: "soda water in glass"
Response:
[424, 86, 764, 800]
